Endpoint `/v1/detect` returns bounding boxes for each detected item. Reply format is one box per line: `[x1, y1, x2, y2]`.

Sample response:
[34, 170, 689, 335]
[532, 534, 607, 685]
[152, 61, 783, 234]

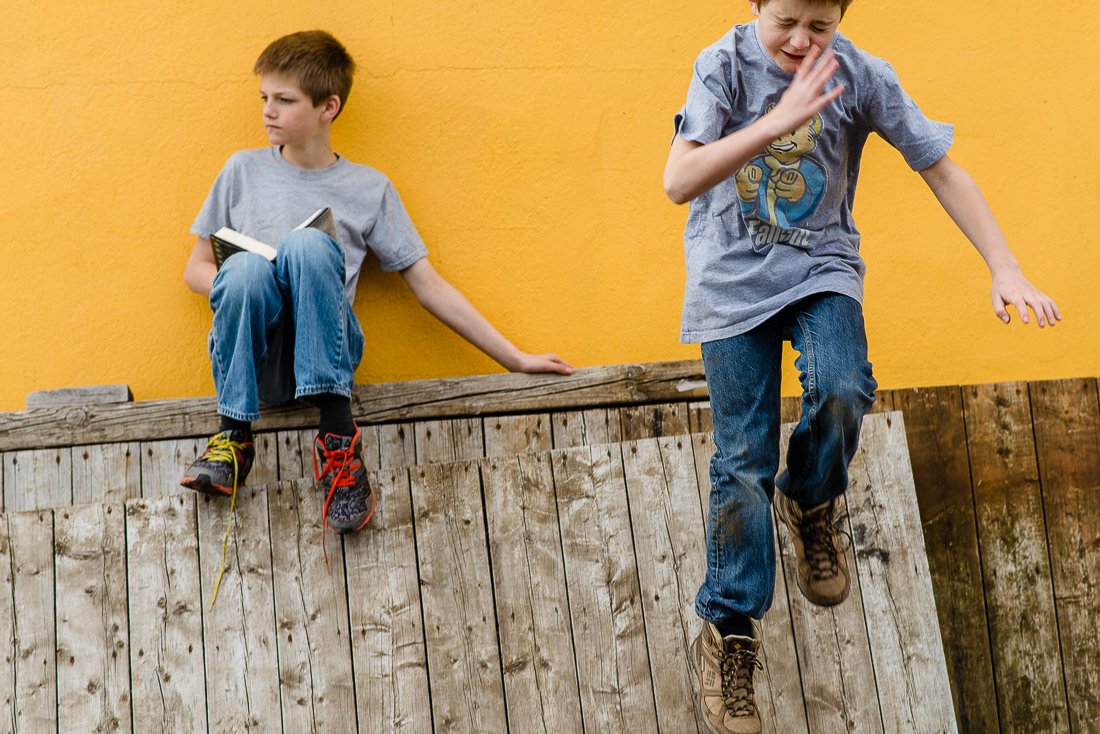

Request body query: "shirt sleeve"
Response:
[365, 182, 429, 272]
[864, 59, 954, 171]
[673, 49, 737, 145]
[190, 155, 238, 238]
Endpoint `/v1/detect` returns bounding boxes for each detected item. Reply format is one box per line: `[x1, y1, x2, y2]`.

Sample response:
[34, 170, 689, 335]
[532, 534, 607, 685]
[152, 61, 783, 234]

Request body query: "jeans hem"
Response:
[296, 383, 354, 400]
[218, 405, 261, 423]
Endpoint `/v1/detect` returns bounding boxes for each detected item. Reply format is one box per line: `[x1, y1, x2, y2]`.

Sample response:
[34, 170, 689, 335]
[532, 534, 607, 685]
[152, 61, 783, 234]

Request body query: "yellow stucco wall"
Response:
[1, 1, 1095, 411]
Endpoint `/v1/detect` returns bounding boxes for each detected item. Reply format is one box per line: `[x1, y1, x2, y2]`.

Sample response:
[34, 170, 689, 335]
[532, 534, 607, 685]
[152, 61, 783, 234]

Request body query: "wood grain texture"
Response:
[6, 510, 56, 733]
[619, 403, 690, 441]
[0, 361, 707, 451]
[620, 436, 704, 734]
[551, 445, 657, 733]
[72, 442, 140, 506]
[345, 468, 432, 733]
[482, 453, 582, 733]
[410, 461, 507, 732]
[892, 386, 998, 733]
[3, 448, 71, 511]
[268, 477, 358, 731]
[847, 413, 957, 733]
[55, 503, 131, 734]
[483, 413, 552, 457]
[126, 494, 207, 732]
[1030, 378, 1100, 732]
[550, 408, 622, 449]
[196, 487, 281, 733]
[964, 382, 1070, 732]
[139, 438, 204, 498]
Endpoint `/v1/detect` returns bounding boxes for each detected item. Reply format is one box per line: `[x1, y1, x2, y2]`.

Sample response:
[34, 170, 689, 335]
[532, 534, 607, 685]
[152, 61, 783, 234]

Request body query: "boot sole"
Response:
[180, 473, 236, 498]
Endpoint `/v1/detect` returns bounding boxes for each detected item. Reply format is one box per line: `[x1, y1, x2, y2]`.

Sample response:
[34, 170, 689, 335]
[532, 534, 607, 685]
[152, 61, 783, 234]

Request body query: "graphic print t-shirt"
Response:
[673, 23, 953, 343]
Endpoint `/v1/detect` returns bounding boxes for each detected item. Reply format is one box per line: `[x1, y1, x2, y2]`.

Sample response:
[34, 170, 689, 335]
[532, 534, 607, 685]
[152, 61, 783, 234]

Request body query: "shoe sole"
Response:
[180, 473, 236, 498]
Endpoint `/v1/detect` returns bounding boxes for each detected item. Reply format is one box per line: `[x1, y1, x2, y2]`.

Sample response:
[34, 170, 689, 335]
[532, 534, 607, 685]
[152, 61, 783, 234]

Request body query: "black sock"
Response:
[313, 393, 356, 437]
[219, 415, 252, 435]
[716, 615, 754, 638]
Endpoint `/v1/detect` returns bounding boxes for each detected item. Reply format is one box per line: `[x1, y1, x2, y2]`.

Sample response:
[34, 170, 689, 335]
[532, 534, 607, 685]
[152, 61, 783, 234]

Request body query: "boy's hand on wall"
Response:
[770, 46, 844, 139]
[991, 268, 1062, 327]
[512, 352, 574, 375]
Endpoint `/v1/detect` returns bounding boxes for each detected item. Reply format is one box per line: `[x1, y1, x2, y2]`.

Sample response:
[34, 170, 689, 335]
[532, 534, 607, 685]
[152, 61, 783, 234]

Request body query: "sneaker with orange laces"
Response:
[313, 426, 375, 533]
[180, 430, 255, 496]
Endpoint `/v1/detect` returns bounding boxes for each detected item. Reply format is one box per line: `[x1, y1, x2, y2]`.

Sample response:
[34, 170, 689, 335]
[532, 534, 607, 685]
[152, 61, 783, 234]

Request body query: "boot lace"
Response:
[719, 647, 762, 717]
[801, 501, 851, 581]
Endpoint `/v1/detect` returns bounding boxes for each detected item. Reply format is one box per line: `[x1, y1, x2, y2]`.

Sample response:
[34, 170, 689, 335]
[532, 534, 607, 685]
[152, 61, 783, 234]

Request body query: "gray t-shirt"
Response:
[192, 147, 428, 302]
[673, 23, 954, 343]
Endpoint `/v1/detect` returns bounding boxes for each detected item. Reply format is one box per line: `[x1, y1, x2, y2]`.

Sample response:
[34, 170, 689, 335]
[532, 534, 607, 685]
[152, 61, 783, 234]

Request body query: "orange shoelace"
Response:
[313, 427, 363, 567]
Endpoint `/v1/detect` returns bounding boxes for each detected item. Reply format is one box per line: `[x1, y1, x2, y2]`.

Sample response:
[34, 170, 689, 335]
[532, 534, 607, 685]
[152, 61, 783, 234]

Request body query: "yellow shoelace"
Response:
[204, 434, 247, 608]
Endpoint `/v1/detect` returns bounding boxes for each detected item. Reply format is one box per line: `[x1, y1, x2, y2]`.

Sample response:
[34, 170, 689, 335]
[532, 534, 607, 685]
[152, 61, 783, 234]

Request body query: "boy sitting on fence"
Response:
[181, 30, 571, 538]
[662, 1, 1060, 732]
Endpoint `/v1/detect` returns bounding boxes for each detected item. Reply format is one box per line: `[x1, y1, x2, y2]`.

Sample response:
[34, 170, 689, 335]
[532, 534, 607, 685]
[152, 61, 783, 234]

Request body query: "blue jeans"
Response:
[695, 293, 877, 623]
[208, 229, 364, 422]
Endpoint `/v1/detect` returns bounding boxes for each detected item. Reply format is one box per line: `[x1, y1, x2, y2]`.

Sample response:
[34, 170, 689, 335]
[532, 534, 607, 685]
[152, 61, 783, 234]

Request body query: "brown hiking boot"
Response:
[690, 622, 763, 734]
[775, 493, 850, 606]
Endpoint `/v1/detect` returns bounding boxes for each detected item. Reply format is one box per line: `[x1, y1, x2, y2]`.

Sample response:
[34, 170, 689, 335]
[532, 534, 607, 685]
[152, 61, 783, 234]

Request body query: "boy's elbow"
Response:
[663, 174, 690, 205]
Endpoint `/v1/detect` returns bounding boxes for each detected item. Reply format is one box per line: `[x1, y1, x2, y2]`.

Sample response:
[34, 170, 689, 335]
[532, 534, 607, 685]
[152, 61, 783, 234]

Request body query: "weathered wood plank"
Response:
[268, 477, 358, 731]
[1030, 378, 1100, 732]
[345, 468, 432, 733]
[126, 493, 207, 732]
[72, 442, 140, 506]
[3, 448, 72, 511]
[619, 403, 690, 441]
[484, 413, 552, 457]
[275, 428, 312, 481]
[26, 384, 133, 410]
[139, 438, 204, 498]
[414, 418, 484, 465]
[619, 437, 704, 734]
[847, 413, 957, 733]
[55, 503, 131, 734]
[196, 488, 281, 733]
[777, 425, 884, 734]
[6, 510, 56, 732]
[963, 383, 1070, 732]
[551, 444, 657, 732]
[376, 423, 416, 471]
[249, 431, 280, 486]
[686, 400, 714, 434]
[551, 408, 622, 449]
[0, 514, 13, 724]
[893, 386, 998, 732]
[482, 453, 582, 733]
[0, 361, 707, 451]
[410, 461, 508, 732]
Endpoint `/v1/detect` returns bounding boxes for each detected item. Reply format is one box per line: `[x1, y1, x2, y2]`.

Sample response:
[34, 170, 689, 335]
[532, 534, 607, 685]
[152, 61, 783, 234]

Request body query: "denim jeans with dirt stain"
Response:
[207, 228, 364, 422]
[695, 292, 877, 625]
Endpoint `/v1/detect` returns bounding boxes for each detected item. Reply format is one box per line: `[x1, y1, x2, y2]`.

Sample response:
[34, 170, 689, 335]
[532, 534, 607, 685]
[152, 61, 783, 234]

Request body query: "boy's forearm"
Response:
[664, 116, 788, 205]
[920, 156, 1019, 275]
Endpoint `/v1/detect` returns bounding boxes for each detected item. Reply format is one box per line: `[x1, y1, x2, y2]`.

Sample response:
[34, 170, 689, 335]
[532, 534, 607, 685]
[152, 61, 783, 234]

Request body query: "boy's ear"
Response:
[750, 1, 760, 17]
[321, 94, 342, 122]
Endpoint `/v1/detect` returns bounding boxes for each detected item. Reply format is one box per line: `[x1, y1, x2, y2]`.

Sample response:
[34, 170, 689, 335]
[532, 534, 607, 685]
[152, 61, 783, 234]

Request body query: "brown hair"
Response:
[756, 0, 853, 15]
[254, 31, 355, 118]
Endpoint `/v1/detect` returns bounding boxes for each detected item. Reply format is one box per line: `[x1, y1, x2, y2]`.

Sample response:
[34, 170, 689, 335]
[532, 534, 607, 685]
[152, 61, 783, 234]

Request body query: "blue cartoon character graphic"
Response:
[735, 108, 827, 229]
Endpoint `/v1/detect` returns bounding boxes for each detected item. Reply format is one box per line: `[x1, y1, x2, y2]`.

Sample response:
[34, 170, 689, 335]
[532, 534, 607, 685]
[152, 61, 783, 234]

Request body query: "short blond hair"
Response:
[254, 31, 355, 118]
[757, 0, 853, 16]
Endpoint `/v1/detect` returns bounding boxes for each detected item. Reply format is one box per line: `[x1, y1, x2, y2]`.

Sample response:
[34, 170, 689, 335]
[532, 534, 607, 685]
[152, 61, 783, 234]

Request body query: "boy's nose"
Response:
[790, 31, 810, 50]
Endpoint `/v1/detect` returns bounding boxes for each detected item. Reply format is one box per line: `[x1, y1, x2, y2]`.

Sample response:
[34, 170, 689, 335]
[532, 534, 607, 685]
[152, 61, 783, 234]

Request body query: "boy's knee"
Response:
[213, 253, 276, 303]
[279, 228, 342, 267]
[817, 376, 876, 426]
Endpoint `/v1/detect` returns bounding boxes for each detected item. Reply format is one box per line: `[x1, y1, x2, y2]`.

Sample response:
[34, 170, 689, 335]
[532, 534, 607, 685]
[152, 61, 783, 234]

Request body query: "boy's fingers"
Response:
[993, 297, 1010, 323]
[1013, 298, 1030, 324]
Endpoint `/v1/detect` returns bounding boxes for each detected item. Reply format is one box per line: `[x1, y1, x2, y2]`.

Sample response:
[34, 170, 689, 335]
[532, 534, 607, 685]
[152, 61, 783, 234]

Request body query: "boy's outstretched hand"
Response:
[512, 352, 574, 375]
[991, 268, 1062, 327]
[770, 46, 845, 137]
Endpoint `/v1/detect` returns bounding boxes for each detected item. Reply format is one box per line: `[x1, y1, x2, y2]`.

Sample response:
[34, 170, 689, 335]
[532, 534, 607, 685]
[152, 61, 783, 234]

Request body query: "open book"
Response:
[209, 207, 338, 269]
